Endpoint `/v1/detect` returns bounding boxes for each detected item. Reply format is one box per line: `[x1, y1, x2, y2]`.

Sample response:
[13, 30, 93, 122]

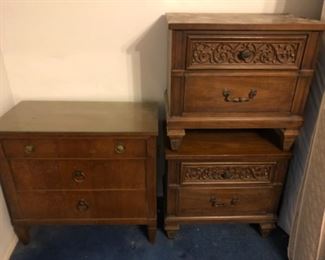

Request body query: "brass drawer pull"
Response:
[24, 144, 35, 154]
[223, 89, 257, 103]
[222, 170, 233, 179]
[210, 196, 240, 207]
[238, 50, 253, 60]
[115, 144, 125, 154]
[230, 197, 240, 206]
[76, 199, 89, 212]
[72, 170, 86, 183]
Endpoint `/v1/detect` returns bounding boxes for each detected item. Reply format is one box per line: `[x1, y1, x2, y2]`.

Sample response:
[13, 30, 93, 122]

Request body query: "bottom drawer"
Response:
[17, 191, 147, 219]
[178, 188, 275, 216]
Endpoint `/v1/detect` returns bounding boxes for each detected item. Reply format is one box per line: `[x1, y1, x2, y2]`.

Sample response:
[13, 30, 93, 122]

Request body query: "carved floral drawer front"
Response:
[186, 34, 307, 69]
[180, 162, 276, 185]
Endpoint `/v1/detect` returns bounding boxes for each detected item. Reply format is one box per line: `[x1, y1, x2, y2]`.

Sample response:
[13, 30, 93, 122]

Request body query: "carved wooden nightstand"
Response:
[165, 130, 291, 238]
[165, 13, 325, 150]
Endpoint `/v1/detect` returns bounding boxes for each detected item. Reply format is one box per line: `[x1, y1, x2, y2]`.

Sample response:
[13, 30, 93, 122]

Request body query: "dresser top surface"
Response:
[0, 101, 158, 135]
[166, 130, 291, 159]
[166, 13, 325, 30]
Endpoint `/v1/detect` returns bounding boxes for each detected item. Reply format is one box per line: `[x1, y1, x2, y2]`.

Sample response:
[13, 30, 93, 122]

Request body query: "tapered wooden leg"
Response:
[165, 224, 180, 239]
[259, 223, 276, 238]
[168, 129, 185, 151]
[276, 128, 299, 151]
[147, 225, 156, 243]
[14, 225, 30, 245]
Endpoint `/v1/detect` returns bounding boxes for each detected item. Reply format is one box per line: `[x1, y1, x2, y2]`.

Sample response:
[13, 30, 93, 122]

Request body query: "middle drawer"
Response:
[10, 159, 146, 191]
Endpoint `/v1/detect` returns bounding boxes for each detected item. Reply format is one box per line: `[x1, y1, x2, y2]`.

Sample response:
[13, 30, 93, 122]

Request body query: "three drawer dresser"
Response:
[0, 101, 158, 243]
[166, 13, 325, 150]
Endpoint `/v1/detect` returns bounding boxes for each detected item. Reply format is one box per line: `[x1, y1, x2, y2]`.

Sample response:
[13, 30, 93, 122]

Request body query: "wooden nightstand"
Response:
[165, 13, 325, 150]
[165, 130, 291, 238]
[0, 101, 158, 243]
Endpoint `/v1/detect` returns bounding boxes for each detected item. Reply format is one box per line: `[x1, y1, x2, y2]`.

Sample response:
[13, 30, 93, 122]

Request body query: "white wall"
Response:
[0, 0, 323, 104]
[0, 1, 324, 257]
[279, 0, 325, 236]
[0, 49, 17, 259]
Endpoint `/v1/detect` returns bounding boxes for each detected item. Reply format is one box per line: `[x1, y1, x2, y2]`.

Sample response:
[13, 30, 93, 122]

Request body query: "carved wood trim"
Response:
[181, 162, 275, 184]
[186, 35, 306, 69]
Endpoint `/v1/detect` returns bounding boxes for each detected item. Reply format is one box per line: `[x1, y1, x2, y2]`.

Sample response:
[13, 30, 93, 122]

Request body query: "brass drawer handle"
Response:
[76, 199, 89, 212]
[115, 144, 125, 154]
[230, 197, 240, 206]
[24, 144, 35, 154]
[222, 170, 233, 179]
[72, 170, 86, 183]
[223, 89, 257, 103]
[209, 196, 240, 207]
[238, 50, 253, 60]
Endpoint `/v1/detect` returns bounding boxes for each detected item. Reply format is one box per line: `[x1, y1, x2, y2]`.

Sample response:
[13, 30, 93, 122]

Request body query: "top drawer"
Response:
[2, 138, 147, 158]
[186, 33, 307, 70]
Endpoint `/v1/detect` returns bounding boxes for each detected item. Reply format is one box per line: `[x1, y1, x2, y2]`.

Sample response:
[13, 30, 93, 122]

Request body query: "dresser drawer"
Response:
[183, 73, 297, 113]
[2, 138, 146, 158]
[178, 187, 275, 216]
[186, 33, 306, 70]
[10, 159, 146, 191]
[17, 190, 147, 219]
[180, 162, 275, 185]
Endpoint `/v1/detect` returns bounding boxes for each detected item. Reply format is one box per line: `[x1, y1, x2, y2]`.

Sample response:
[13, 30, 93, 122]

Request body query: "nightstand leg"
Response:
[167, 129, 185, 151]
[165, 224, 180, 239]
[259, 223, 276, 238]
[14, 225, 30, 245]
[147, 225, 156, 243]
[276, 128, 300, 151]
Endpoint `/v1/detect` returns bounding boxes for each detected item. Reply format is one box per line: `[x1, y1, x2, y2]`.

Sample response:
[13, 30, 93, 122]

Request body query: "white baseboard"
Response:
[1, 233, 18, 260]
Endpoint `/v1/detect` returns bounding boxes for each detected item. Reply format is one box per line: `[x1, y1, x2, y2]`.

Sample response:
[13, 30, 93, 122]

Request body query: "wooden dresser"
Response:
[0, 101, 158, 243]
[165, 130, 291, 238]
[166, 13, 325, 150]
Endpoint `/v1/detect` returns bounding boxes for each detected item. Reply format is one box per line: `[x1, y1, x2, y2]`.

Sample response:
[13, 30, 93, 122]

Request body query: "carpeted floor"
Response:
[11, 199, 289, 260]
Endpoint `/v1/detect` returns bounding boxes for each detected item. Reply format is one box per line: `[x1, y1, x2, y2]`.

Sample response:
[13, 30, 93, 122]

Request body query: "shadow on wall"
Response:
[126, 15, 168, 103]
[126, 16, 168, 196]
[275, 0, 323, 19]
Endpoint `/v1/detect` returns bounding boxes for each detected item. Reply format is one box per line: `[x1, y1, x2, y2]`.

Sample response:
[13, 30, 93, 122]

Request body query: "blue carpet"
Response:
[11, 200, 288, 260]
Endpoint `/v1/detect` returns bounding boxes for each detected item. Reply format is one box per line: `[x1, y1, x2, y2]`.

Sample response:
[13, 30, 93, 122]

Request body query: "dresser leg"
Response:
[14, 225, 30, 245]
[147, 225, 156, 243]
[168, 129, 185, 151]
[165, 224, 180, 239]
[259, 223, 276, 238]
[276, 128, 299, 151]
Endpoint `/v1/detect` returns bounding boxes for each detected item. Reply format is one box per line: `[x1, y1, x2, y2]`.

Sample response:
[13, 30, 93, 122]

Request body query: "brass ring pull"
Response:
[223, 89, 257, 103]
[76, 199, 89, 212]
[72, 170, 86, 183]
[210, 196, 240, 207]
[115, 144, 125, 154]
[24, 144, 35, 154]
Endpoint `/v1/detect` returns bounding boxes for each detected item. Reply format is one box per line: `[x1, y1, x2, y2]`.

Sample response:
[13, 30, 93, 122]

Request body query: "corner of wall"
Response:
[0, 49, 17, 260]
